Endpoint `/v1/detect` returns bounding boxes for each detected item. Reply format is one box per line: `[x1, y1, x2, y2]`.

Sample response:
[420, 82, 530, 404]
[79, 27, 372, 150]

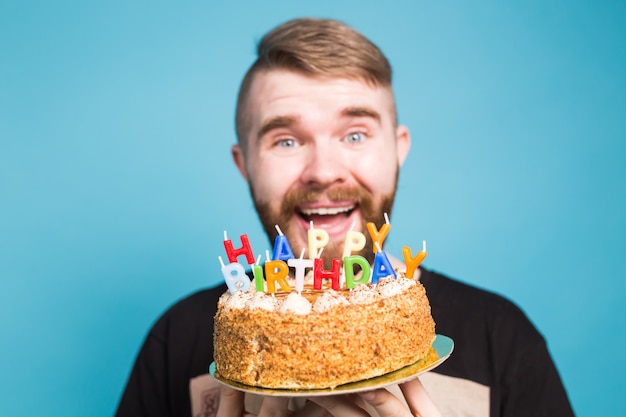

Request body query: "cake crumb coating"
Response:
[214, 277, 436, 389]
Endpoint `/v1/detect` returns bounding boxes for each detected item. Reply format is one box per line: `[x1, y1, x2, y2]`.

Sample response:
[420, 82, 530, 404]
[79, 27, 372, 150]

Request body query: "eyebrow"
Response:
[257, 115, 299, 141]
[256, 106, 382, 141]
[341, 106, 381, 123]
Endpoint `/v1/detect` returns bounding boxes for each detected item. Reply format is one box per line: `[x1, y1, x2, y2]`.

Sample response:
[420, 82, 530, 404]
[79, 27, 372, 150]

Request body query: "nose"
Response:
[300, 141, 348, 188]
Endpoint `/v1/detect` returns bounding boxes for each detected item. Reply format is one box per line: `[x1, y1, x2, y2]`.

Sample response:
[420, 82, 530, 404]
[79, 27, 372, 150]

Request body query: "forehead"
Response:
[242, 69, 396, 142]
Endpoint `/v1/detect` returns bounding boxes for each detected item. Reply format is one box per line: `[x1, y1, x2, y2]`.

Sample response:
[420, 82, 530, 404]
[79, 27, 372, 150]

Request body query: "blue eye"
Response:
[276, 138, 298, 148]
[343, 132, 366, 144]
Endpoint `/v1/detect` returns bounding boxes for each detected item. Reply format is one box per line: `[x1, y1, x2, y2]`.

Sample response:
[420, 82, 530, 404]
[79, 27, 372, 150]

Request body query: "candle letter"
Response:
[308, 225, 329, 260]
[288, 257, 314, 293]
[264, 260, 292, 294]
[272, 226, 295, 261]
[252, 263, 265, 292]
[342, 230, 366, 258]
[273, 235, 295, 261]
[371, 250, 397, 284]
[366, 222, 391, 253]
[344, 255, 371, 289]
[402, 241, 428, 279]
[313, 258, 341, 290]
[221, 261, 252, 295]
[223, 233, 255, 265]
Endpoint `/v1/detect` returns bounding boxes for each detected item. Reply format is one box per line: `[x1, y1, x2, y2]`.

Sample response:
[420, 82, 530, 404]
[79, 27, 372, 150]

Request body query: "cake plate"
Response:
[209, 334, 453, 397]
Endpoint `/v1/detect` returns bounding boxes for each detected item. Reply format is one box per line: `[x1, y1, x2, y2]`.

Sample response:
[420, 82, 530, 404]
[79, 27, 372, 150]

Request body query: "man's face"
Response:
[232, 69, 410, 264]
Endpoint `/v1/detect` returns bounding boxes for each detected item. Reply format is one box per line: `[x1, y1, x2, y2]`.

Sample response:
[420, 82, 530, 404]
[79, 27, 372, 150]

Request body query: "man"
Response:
[116, 18, 575, 417]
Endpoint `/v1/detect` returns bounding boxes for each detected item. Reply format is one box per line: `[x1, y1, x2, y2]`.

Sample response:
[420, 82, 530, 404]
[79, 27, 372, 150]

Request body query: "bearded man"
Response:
[116, 18, 574, 417]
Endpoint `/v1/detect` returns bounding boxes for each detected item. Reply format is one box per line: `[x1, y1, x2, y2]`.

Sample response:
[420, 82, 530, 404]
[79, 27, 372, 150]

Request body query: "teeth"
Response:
[300, 205, 354, 216]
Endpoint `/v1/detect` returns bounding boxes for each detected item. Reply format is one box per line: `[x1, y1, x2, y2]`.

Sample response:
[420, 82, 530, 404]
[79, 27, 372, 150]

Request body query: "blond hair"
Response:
[235, 18, 394, 150]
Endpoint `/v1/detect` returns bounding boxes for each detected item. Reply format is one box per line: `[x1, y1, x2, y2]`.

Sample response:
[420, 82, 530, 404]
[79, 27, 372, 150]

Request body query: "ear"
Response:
[395, 125, 411, 167]
[231, 144, 249, 182]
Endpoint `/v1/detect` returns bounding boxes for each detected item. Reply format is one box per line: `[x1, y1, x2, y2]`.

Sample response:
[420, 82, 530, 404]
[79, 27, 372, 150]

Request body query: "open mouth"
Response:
[297, 203, 358, 232]
[299, 205, 355, 217]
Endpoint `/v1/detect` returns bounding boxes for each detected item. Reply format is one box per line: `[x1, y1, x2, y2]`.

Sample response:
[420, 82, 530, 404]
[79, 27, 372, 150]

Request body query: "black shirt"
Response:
[115, 268, 574, 417]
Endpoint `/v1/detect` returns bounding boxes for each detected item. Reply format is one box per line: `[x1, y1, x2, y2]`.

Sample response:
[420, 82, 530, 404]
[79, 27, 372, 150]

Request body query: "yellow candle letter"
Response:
[366, 222, 391, 253]
[308, 227, 329, 260]
[264, 260, 292, 294]
[342, 230, 366, 258]
[402, 244, 428, 279]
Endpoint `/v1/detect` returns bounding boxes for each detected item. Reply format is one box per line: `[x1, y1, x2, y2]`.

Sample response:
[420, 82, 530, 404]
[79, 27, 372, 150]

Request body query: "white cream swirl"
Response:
[279, 292, 312, 315]
[220, 290, 253, 311]
[246, 291, 280, 311]
[313, 290, 350, 313]
[376, 276, 416, 298]
[348, 284, 379, 305]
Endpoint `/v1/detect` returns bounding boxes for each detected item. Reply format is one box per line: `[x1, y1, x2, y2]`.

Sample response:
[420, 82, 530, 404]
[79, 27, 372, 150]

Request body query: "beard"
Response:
[249, 177, 398, 266]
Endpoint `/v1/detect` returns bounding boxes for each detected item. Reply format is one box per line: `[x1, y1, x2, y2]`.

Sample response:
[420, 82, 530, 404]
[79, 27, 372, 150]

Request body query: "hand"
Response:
[308, 378, 442, 417]
[216, 378, 441, 417]
[216, 387, 322, 417]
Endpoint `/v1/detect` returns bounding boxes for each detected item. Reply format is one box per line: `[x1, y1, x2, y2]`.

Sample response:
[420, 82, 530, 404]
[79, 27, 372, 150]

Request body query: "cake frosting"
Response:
[213, 272, 436, 389]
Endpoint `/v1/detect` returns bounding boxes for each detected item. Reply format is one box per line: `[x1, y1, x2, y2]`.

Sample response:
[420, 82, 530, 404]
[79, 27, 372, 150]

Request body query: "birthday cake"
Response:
[212, 222, 436, 389]
[213, 272, 435, 389]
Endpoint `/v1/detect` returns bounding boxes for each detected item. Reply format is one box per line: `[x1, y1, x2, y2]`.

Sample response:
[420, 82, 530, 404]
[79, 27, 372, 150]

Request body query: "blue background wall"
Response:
[1, 1, 624, 416]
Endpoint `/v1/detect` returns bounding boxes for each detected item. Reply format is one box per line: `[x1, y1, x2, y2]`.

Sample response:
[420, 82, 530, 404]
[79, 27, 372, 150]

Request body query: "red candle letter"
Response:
[223, 234, 255, 265]
[313, 258, 341, 290]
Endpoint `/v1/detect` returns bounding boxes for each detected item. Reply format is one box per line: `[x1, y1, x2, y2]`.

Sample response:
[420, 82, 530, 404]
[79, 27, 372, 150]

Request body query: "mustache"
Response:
[281, 187, 370, 213]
